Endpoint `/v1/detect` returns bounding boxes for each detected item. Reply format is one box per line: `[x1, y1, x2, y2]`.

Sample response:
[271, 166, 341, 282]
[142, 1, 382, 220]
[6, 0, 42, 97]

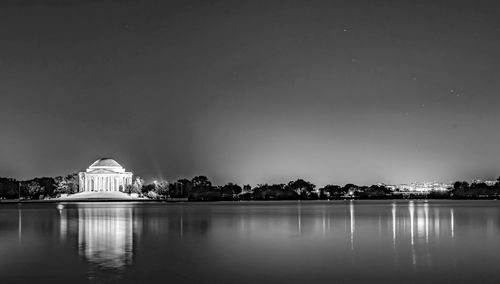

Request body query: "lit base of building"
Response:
[61, 191, 138, 200]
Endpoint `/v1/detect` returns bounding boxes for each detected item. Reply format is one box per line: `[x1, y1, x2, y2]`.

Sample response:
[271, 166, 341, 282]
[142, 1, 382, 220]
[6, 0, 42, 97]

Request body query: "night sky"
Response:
[1, 0, 500, 186]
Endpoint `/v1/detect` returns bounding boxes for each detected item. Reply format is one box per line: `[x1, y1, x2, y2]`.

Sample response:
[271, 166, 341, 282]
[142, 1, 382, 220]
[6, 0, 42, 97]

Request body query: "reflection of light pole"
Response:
[18, 206, 22, 242]
[298, 202, 302, 235]
[451, 208, 455, 238]
[350, 201, 355, 251]
[424, 203, 429, 243]
[409, 201, 416, 267]
[392, 203, 396, 247]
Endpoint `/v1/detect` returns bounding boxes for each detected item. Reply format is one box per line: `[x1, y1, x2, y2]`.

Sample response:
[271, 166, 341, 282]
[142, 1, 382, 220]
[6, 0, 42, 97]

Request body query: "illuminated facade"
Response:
[78, 158, 133, 192]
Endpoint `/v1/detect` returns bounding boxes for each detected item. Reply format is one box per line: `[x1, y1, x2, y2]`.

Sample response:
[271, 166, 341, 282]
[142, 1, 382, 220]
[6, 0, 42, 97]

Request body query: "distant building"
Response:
[396, 182, 452, 192]
[78, 158, 133, 192]
[473, 179, 498, 186]
[485, 180, 498, 186]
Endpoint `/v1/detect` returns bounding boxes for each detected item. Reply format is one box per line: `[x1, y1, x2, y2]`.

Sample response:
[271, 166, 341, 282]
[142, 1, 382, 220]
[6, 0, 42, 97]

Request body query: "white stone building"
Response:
[78, 158, 133, 192]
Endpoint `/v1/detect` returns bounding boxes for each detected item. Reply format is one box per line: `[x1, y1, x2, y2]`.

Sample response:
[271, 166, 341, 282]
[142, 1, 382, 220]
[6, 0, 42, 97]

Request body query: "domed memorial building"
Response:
[78, 158, 133, 192]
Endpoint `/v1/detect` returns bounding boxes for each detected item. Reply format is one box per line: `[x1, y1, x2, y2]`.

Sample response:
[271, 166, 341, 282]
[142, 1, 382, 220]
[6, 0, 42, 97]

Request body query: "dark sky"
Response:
[1, 0, 500, 186]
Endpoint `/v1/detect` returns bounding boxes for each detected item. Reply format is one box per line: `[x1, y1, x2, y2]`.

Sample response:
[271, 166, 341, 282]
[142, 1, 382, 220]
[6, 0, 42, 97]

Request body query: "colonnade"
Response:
[81, 175, 133, 192]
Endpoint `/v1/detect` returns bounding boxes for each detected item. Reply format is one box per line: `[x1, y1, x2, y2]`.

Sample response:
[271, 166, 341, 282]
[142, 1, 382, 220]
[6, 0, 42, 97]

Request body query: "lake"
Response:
[1, 200, 499, 283]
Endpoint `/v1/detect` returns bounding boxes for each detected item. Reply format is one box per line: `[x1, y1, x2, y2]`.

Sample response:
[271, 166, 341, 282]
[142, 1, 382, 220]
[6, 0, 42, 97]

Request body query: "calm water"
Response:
[1, 200, 499, 283]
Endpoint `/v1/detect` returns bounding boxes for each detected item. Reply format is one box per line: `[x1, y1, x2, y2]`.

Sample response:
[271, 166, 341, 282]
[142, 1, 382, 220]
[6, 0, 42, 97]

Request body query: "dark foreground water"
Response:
[1, 200, 499, 283]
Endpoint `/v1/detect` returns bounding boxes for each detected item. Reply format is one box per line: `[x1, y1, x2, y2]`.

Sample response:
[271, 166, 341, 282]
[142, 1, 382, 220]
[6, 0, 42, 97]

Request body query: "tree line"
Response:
[1, 174, 500, 201]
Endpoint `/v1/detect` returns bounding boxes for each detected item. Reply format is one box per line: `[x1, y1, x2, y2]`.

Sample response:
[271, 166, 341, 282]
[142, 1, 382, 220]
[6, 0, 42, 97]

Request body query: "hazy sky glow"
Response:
[1, 0, 500, 186]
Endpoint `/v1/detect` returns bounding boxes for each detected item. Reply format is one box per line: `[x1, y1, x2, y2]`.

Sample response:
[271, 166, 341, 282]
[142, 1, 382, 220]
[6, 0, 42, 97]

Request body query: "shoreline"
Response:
[0, 197, 497, 204]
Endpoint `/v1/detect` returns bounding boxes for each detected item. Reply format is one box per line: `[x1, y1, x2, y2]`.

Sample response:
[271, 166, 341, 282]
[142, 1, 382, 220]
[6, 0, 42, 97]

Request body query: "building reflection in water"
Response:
[59, 205, 136, 272]
[78, 207, 134, 269]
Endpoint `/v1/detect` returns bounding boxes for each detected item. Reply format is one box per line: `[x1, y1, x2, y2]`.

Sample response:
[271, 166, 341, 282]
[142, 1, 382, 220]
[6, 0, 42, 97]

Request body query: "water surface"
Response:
[1, 200, 499, 283]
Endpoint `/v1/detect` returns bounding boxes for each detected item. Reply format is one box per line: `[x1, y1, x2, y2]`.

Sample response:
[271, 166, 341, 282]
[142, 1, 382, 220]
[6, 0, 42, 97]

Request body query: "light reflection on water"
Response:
[58, 204, 137, 282]
[1, 200, 500, 283]
[76, 207, 133, 269]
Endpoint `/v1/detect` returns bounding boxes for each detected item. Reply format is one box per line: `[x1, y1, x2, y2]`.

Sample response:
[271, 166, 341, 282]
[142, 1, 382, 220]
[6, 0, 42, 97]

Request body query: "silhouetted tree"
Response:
[321, 185, 344, 199]
[252, 184, 296, 200]
[133, 177, 144, 193]
[343, 184, 359, 196]
[26, 181, 45, 199]
[221, 183, 242, 200]
[239, 184, 253, 200]
[54, 173, 79, 195]
[452, 181, 470, 198]
[192, 176, 212, 188]
[154, 180, 169, 197]
[141, 184, 156, 195]
[0, 178, 19, 199]
[361, 185, 391, 198]
[287, 179, 316, 199]
[0, 177, 19, 199]
[189, 176, 219, 201]
[168, 179, 191, 198]
[32, 177, 55, 197]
